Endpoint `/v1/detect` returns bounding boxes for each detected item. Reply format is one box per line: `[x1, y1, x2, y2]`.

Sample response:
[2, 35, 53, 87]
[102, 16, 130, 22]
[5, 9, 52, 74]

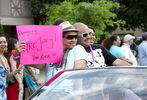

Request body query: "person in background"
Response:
[6, 38, 23, 100]
[97, 34, 106, 44]
[53, 18, 65, 25]
[88, 26, 95, 45]
[0, 34, 23, 100]
[138, 32, 147, 66]
[73, 23, 131, 67]
[121, 34, 138, 66]
[130, 42, 138, 57]
[102, 35, 132, 65]
[23, 66, 41, 100]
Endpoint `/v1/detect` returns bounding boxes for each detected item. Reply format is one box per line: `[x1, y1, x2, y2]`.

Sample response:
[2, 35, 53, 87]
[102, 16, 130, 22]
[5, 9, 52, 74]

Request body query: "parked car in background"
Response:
[28, 67, 147, 100]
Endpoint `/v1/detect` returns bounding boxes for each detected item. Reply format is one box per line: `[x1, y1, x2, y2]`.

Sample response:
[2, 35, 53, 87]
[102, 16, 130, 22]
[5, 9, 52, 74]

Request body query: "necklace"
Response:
[89, 45, 94, 67]
[55, 50, 67, 70]
[52, 50, 70, 76]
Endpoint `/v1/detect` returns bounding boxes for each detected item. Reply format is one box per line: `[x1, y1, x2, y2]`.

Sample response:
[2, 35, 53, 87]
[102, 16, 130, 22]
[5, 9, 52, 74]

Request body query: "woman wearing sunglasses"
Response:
[44, 21, 87, 80]
[14, 21, 87, 81]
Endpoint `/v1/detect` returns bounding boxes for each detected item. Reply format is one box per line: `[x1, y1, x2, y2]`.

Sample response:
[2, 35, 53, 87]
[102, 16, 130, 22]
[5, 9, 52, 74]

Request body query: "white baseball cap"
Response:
[123, 34, 135, 42]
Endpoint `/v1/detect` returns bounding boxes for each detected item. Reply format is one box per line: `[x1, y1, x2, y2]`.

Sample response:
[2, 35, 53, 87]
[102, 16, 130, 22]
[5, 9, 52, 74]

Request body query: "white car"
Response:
[28, 67, 147, 100]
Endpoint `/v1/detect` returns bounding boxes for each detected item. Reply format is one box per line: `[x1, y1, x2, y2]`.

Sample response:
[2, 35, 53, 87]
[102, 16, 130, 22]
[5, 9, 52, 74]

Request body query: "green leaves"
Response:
[117, 0, 147, 31]
[39, 0, 124, 42]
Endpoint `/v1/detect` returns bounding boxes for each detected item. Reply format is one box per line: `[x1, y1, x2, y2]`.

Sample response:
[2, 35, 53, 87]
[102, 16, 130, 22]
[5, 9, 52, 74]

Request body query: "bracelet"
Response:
[12, 55, 20, 63]
[12, 55, 20, 60]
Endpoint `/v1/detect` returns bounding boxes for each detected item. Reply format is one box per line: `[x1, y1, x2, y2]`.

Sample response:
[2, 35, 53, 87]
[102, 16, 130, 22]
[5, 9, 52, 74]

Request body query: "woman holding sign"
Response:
[0, 34, 23, 100]
[14, 21, 87, 81]
[14, 21, 87, 100]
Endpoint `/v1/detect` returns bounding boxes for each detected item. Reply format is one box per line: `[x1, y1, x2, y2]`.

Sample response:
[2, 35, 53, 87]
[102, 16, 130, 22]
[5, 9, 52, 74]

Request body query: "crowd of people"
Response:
[102, 33, 147, 66]
[0, 18, 147, 100]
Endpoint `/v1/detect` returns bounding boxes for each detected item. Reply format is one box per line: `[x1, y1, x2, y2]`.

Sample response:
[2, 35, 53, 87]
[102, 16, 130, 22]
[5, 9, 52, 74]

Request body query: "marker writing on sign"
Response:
[32, 53, 57, 61]
[25, 37, 53, 53]
[18, 30, 37, 36]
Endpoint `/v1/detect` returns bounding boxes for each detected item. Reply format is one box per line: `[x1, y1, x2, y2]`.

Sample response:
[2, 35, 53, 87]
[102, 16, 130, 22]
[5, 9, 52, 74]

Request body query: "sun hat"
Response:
[142, 32, 147, 40]
[59, 21, 78, 32]
[123, 34, 135, 42]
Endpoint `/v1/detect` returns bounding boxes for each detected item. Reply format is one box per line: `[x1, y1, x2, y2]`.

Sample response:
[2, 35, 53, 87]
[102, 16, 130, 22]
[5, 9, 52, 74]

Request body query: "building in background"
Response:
[112, 28, 144, 45]
[112, 28, 143, 39]
[0, 0, 34, 38]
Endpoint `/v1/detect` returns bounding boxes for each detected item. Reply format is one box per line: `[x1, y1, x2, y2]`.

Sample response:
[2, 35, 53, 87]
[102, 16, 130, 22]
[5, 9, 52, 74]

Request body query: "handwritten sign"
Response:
[16, 25, 63, 65]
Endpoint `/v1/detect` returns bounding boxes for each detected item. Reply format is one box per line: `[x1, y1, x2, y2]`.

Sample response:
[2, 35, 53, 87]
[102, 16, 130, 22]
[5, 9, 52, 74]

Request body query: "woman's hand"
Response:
[35, 80, 42, 85]
[15, 41, 26, 56]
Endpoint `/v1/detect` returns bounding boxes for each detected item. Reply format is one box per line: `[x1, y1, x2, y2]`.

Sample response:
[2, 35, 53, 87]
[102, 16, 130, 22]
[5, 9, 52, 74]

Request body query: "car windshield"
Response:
[30, 67, 147, 100]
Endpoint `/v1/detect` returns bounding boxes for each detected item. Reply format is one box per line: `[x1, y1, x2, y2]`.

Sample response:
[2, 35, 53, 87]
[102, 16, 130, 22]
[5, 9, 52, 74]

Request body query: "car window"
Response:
[30, 67, 147, 100]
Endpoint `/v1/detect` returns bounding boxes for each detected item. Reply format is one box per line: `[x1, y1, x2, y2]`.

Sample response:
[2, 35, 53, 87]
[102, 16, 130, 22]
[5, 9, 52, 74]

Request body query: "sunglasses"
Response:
[78, 32, 92, 37]
[64, 35, 78, 40]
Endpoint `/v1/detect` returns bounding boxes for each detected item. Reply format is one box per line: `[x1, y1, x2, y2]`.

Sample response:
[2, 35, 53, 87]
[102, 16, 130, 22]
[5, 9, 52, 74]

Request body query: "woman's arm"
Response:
[25, 64, 44, 69]
[9, 55, 23, 90]
[112, 59, 132, 66]
[74, 60, 87, 69]
[27, 66, 41, 85]
[119, 56, 133, 65]
[73, 45, 88, 69]
[9, 55, 22, 82]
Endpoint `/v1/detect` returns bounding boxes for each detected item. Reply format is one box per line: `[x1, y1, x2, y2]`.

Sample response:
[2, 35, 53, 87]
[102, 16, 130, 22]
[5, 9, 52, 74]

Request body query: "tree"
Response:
[40, 0, 124, 41]
[31, 0, 65, 24]
[116, 0, 147, 31]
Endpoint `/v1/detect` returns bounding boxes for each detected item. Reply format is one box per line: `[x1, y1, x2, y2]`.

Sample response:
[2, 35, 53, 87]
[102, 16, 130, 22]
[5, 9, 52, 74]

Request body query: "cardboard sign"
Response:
[16, 25, 63, 65]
